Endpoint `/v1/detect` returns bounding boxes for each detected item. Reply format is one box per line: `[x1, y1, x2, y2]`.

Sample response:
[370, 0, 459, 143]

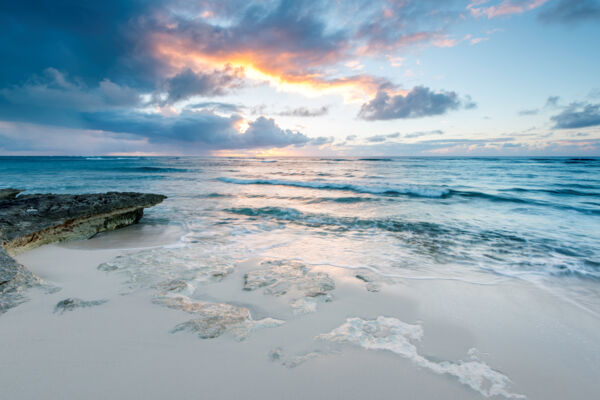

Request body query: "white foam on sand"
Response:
[318, 316, 526, 399]
[3, 236, 600, 400]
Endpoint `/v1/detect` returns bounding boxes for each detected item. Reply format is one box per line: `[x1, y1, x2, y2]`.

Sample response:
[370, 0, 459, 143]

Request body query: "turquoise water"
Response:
[1, 156, 599, 313]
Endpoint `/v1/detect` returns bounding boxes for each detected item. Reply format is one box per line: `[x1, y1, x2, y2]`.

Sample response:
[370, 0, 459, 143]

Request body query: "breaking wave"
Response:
[218, 177, 450, 198]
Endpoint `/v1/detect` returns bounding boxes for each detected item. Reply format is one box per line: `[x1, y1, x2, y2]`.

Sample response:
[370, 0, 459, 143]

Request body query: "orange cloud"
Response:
[153, 34, 385, 101]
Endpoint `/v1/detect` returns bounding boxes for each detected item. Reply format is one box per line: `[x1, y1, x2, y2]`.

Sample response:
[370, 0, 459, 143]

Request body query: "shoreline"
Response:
[1, 228, 599, 399]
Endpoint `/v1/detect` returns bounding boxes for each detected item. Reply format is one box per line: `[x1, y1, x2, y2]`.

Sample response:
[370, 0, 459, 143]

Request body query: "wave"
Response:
[226, 206, 458, 237]
[217, 177, 449, 198]
[85, 157, 140, 160]
[197, 193, 234, 198]
[225, 206, 600, 280]
[107, 166, 189, 173]
[503, 187, 600, 197]
[565, 158, 598, 163]
[308, 196, 380, 204]
[449, 190, 600, 215]
[218, 178, 600, 213]
[358, 158, 393, 162]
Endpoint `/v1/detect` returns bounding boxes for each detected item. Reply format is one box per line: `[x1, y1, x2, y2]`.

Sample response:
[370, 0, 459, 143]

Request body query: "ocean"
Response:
[1, 156, 599, 315]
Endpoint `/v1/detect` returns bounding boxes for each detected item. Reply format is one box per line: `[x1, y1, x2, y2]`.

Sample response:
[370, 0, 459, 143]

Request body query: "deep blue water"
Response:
[2, 156, 599, 312]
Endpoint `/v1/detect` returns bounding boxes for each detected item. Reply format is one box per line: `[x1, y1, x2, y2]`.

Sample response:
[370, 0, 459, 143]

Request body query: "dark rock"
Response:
[0, 191, 166, 253]
[54, 298, 108, 313]
[355, 273, 381, 292]
[0, 247, 39, 313]
[0, 188, 166, 314]
[0, 189, 22, 201]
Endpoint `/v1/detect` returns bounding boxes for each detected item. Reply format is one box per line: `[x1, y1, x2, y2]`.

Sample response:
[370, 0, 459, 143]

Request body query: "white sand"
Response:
[1, 228, 599, 400]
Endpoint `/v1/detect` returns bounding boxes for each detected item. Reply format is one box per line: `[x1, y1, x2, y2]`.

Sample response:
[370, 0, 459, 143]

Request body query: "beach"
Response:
[1, 156, 599, 399]
[0, 227, 597, 399]
[3, 0, 600, 397]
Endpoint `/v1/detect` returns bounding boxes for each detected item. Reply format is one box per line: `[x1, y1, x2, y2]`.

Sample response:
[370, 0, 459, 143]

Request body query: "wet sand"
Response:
[1, 227, 599, 400]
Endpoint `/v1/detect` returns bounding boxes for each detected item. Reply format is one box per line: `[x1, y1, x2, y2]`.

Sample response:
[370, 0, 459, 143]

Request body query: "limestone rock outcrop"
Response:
[0, 189, 166, 313]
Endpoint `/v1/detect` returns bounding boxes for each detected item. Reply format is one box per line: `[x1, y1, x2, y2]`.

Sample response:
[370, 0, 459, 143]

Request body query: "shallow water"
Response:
[1, 156, 599, 314]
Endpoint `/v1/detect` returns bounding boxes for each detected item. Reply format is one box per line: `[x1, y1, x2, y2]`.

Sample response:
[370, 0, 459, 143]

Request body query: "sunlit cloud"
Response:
[153, 38, 385, 101]
[468, 0, 550, 18]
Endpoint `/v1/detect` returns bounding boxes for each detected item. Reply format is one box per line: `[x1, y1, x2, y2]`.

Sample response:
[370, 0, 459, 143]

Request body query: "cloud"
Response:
[48, 111, 309, 150]
[0, 1, 162, 90]
[238, 116, 309, 148]
[365, 134, 388, 143]
[187, 102, 242, 113]
[518, 109, 539, 116]
[365, 130, 444, 142]
[278, 106, 329, 117]
[0, 68, 146, 128]
[588, 89, 600, 99]
[336, 136, 600, 157]
[551, 102, 600, 129]
[351, 1, 463, 54]
[0, 68, 142, 112]
[468, 0, 549, 18]
[403, 130, 444, 138]
[152, 1, 351, 90]
[1, 0, 471, 111]
[538, 0, 600, 23]
[518, 95, 562, 116]
[546, 95, 560, 107]
[164, 67, 244, 103]
[149, 0, 469, 99]
[310, 136, 335, 146]
[358, 86, 471, 120]
[0, 68, 310, 151]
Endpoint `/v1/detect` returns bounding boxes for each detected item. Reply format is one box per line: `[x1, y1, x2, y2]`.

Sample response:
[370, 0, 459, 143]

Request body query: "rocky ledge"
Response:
[0, 189, 166, 313]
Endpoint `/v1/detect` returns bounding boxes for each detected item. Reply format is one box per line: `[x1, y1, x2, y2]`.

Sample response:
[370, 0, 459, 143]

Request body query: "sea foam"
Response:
[318, 316, 526, 399]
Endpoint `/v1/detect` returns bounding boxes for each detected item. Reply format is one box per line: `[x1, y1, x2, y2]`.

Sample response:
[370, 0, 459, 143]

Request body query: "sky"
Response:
[0, 0, 599, 157]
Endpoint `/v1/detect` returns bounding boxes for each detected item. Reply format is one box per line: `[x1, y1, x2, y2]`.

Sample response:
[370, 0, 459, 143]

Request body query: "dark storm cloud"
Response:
[0, 0, 466, 91]
[0, 68, 310, 150]
[551, 103, 600, 129]
[70, 112, 309, 150]
[164, 67, 245, 103]
[538, 0, 600, 23]
[0, 0, 472, 152]
[0, 68, 144, 126]
[0, 0, 163, 89]
[358, 86, 469, 120]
